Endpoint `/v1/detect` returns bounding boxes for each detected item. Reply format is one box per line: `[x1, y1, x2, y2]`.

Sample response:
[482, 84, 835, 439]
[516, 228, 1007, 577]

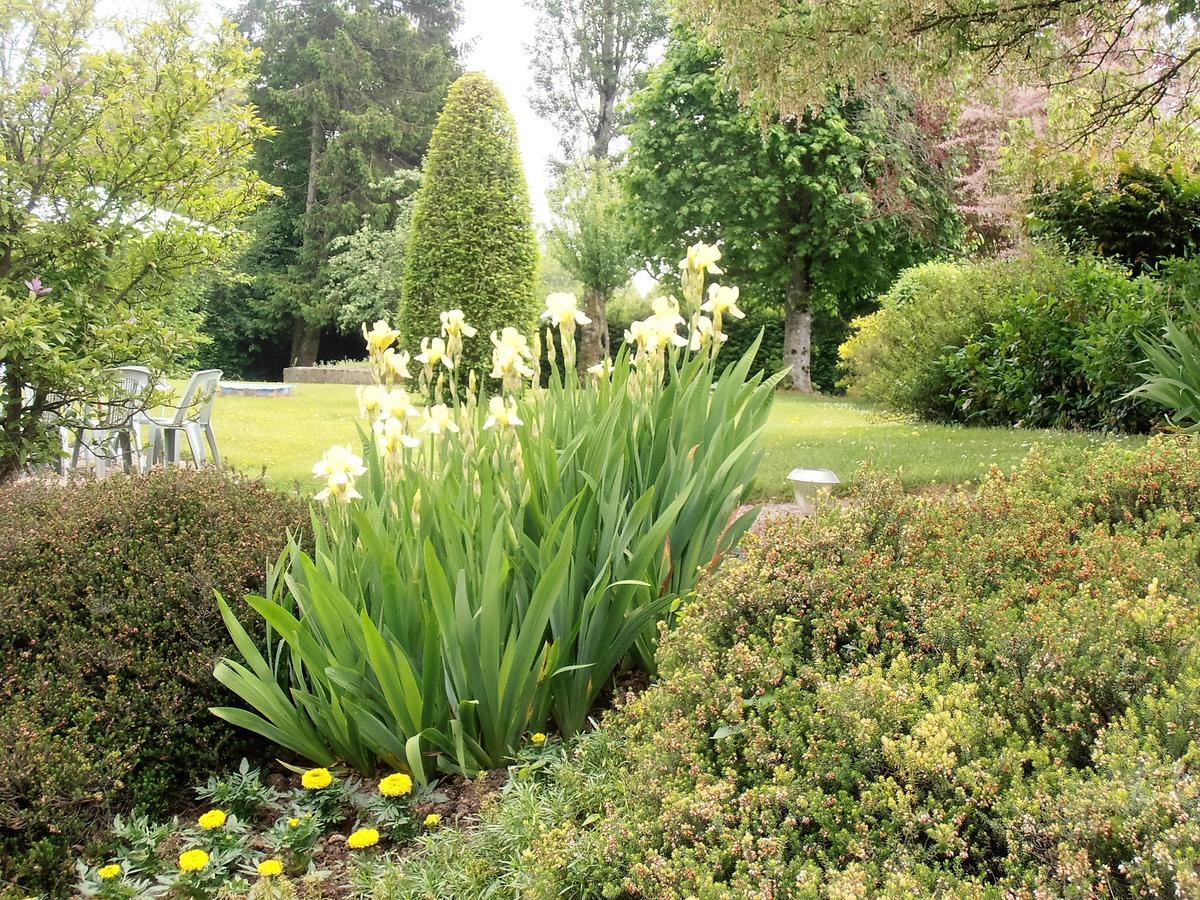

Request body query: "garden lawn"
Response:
[203, 384, 1142, 499]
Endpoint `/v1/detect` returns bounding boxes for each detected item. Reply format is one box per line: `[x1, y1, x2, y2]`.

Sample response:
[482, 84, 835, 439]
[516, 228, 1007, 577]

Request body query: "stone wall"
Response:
[283, 367, 373, 385]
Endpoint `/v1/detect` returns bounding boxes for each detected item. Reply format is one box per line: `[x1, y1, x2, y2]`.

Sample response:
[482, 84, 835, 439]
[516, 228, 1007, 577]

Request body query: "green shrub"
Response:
[0, 471, 305, 895]
[375, 437, 1200, 898]
[842, 250, 1181, 431]
[400, 73, 539, 373]
[1029, 163, 1200, 273]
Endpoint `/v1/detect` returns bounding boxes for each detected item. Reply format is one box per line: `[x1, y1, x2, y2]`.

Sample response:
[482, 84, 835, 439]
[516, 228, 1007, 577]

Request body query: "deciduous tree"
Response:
[624, 35, 961, 392]
[0, 0, 272, 477]
[545, 157, 637, 366]
[675, 0, 1200, 153]
[527, 0, 668, 161]
[235, 0, 461, 366]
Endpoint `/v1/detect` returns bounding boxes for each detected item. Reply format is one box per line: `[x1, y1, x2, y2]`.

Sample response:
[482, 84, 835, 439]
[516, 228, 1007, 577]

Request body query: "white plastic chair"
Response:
[69, 367, 154, 477]
[145, 369, 223, 469]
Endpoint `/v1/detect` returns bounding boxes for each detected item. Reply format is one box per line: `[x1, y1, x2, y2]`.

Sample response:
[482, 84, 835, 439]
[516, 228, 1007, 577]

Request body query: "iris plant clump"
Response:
[213, 239, 781, 779]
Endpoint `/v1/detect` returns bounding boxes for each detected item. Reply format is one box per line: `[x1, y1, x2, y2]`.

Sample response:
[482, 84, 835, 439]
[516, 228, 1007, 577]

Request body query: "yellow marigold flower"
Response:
[257, 858, 284, 877]
[423, 813, 441, 828]
[531, 732, 547, 746]
[197, 809, 226, 830]
[301, 767, 334, 790]
[379, 772, 413, 798]
[346, 827, 380, 850]
[178, 848, 210, 873]
[98, 863, 121, 880]
[287, 817, 301, 828]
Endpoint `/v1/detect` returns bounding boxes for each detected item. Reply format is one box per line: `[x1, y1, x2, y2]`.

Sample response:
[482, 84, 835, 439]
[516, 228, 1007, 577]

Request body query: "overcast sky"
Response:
[458, 0, 558, 221]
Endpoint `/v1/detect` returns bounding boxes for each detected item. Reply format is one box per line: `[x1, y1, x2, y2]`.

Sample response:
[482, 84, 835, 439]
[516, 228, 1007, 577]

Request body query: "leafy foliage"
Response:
[623, 33, 961, 390]
[376, 437, 1200, 898]
[327, 173, 422, 336]
[400, 74, 540, 373]
[527, 0, 668, 160]
[0, 0, 272, 476]
[841, 250, 1197, 431]
[218, 0, 460, 367]
[546, 158, 638, 366]
[1029, 162, 1200, 273]
[675, 0, 1200, 155]
[218, 268, 780, 780]
[1129, 300, 1200, 432]
[0, 471, 305, 894]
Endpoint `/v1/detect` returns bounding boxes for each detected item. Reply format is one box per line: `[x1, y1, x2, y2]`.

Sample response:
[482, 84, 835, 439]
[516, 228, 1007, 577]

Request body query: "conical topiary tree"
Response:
[400, 72, 539, 373]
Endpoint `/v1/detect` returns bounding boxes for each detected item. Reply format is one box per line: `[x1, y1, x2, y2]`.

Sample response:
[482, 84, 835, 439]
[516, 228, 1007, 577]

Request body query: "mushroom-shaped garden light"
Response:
[786, 467, 840, 516]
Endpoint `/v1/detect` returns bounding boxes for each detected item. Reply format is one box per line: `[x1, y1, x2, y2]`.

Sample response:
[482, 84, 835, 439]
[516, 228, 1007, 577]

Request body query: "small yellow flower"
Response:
[287, 817, 301, 828]
[98, 863, 121, 880]
[418, 403, 460, 437]
[347, 827, 380, 850]
[702, 283, 745, 320]
[679, 241, 723, 274]
[531, 732, 547, 745]
[301, 767, 334, 790]
[379, 772, 414, 798]
[417, 336, 454, 371]
[439, 308, 478, 339]
[541, 292, 591, 328]
[312, 447, 366, 504]
[483, 395, 523, 431]
[178, 848, 210, 873]
[257, 858, 284, 877]
[381, 347, 412, 382]
[423, 813, 441, 828]
[363, 319, 400, 355]
[197, 808, 227, 830]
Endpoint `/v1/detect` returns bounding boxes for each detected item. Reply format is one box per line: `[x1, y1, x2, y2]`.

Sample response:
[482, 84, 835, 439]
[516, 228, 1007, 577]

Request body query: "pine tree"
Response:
[400, 73, 539, 374]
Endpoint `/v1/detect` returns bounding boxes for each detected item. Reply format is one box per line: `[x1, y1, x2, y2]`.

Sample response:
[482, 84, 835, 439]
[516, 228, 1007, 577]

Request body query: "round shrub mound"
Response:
[400, 72, 539, 373]
[0, 470, 306, 893]
[841, 249, 1195, 432]
[379, 438, 1200, 898]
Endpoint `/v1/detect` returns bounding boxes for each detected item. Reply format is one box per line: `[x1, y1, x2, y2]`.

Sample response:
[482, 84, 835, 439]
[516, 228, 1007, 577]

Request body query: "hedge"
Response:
[0, 471, 306, 894]
[400, 73, 539, 374]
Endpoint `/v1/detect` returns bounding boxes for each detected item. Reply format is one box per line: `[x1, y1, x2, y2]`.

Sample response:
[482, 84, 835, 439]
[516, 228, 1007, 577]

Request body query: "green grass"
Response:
[203, 384, 1141, 500]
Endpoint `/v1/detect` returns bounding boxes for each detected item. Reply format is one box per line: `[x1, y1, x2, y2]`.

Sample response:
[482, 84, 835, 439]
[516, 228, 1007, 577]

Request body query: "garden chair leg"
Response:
[203, 424, 222, 470]
[185, 424, 206, 468]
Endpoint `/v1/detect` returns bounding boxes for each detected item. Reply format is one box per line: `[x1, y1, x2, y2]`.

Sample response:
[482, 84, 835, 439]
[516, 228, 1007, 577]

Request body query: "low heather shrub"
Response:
[376, 437, 1200, 898]
[0, 470, 305, 894]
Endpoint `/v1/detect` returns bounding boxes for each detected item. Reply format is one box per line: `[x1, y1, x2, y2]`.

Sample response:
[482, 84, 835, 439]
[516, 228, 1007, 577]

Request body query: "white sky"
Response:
[458, 0, 558, 222]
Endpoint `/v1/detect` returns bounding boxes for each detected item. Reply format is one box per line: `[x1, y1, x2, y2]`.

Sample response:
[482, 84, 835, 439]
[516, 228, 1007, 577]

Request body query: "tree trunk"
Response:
[290, 319, 321, 368]
[579, 285, 609, 368]
[0, 366, 24, 482]
[783, 263, 813, 393]
[288, 114, 325, 368]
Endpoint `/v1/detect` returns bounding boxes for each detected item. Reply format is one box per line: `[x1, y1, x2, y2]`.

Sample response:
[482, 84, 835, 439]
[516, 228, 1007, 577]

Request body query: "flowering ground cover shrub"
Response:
[0, 471, 306, 895]
[375, 437, 1200, 898]
[841, 249, 1191, 431]
[73, 755, 515, 898]
[215, 241, 782, 780]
